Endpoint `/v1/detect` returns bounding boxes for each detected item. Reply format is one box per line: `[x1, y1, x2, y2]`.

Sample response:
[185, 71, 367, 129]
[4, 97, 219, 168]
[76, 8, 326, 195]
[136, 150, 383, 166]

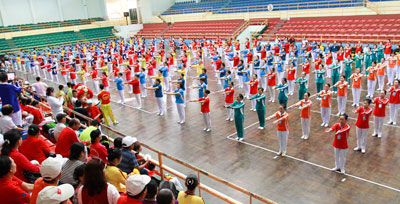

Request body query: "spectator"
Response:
[46, 87, 64, 118]
[117, 136, 149, 174]
[72, 100, 89, 125]
[77, 158, 120, 204]
[105, 148, 127, 193]
[56, 84, 65, 99]
[142, 179, 158, 204]
[55, 118, 88, 158]
[0, 71, 23, 126]
[89, 129, 108, 162]
[30, 156, 64, 204]
[19, 124, 52, 164]
[79, 120, 100, 143]
[0, 104, 27, 134]
[21, 98, 44, 126]
[0, 155, 33, 203]
[60, 142, 86, 186]
[1, 129, 40, 182]
[54, 113, 67, 141]
[157, 189, 175, 204]
[177, 174, 205, 204]
[32, 77, 48, 97]
[159, 181, 179, 201]
[113, 137, 123, 149]
[71, 164, 85, 203]
[86, 99, 101, 122]
[37, 184, 75, 204]
[117, 174, 151, 204]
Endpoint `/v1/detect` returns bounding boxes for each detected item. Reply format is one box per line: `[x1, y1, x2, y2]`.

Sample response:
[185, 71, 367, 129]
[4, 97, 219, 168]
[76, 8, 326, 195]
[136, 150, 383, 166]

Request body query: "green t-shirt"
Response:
[79, 126, 98, 142]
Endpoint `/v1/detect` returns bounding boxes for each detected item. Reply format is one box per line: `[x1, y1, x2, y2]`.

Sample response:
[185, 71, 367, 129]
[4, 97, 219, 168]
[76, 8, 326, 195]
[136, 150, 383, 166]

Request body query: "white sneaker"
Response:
[378, 135, 382, 138]
[250, 109, 253, 111]
[353, 147, 361, 151]
[277, 151, 282, 155]
[113, 121, 119, 125]
[331, 167, 339, 171]
[238, 138, 244, 141]
[235, 137, 240, 140]
[321, 123, 325, 127]
[340, 169, 346, 174]
[336, 112, 341, 116]
[304, 136, 309, 140]
[253, 109, 256, 112]
[230, 119, 234, 121]
[282, 152, 286, 156]
[324, 124, 329, 128]
[206, 128, 211, 132]
[361, 149, 366, 153]
[258, 126, 264, 130]
[393, 122, 397, 125]
[388, 121, 393, 124]
[203, 128, 207, 131]
[226, 118, 230, 121]
[301, 135, 305, 139]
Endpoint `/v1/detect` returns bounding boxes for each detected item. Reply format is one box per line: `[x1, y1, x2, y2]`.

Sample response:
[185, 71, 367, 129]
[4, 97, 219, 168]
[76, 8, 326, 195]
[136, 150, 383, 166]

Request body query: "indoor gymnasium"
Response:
[0, 0, 400, 203]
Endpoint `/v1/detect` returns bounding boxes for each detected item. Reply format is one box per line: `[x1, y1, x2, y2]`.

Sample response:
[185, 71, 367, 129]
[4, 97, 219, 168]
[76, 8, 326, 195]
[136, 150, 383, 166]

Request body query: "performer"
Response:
[145, 79, 165, 116]
[226, 94, 245, 141]
[218, 81, 235, 121]
[165, 83, 185, 124]
[334, 75, 348, 115]
[250, 87, 266, 129]
[266, 105, 289, 156]
[372, 90, 388, 138]
[274, 78, 289, 108]
[319, 84, 333, 127]
[191, 90, 211, 131]
[388, 79, 400, 125]
[97, 84, 118, 126]
[266, 67, 276, 103]
[352, 98, 372, 153]
[350, 68, 363, 107]
[295, 72, 308, 100]
[294, 92, 312, 139]
[286, 63, 296, 96]
[366, 62, 378, 98]
[247, 74, 259, 111]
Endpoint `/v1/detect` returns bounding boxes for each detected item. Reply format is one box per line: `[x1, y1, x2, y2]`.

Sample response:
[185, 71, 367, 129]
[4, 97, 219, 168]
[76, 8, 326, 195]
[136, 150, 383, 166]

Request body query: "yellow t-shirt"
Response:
[194, 64, 204, 76]
[101, 66, 109, 75]
[78, 70, 86, 81]
[105, 165, 127, 193]
[177, 191, 205, 204]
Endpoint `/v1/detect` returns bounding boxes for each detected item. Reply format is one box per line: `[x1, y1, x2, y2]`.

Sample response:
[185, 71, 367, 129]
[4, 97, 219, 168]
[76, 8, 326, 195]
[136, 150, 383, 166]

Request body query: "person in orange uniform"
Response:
[372, 90, 389, 138]
[387, 53, 397, 85]
[334, 75, 348, 116]
[294, 92, 312, 139]
[325, 113, 351, 174]
[352, 99, 373, 153]
[97, 84, 118, 126]
[350, 68, 363, 107]
[266, 105, 289, 156]
[377, 58, 387, 91]
[190, 90, 211, 132]
[319, 84, 333, 127]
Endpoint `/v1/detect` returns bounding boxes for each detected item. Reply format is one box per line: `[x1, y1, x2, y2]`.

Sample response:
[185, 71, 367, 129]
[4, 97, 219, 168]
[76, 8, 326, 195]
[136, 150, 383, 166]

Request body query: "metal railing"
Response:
[16, 75, 276, 204]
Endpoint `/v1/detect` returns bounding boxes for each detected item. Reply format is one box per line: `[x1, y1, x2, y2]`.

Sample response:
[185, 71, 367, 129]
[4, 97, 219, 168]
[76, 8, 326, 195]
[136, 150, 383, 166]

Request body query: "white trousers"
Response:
[388, 68, 396, 84]
[140, 84, 147, 97]
[93, 80, 100, 94]
[244, 84, 250, 98]
[134, 94, 142, 108]
[250, 94, 256, 110]
[389, 103, 399, 123]
[277, 131, 289, 154]
[118, 90, 125, 103]
[334, 148, 348, 171]
[396, 65, 400, 79]
[176, 103, 185, 123]
[277, 72, 284, 85]
[367, 80, 376, 97]
[238, 76, 243, 88]
[156, 97, 165, 115]
[202, 112, 211, 129]
[373, 116, 384, 137]
[301, 118, 311, 138]
[377, 75, 385, 90]
[225, 103, 234, 120]
[337, 96, 347, 114]
[267, 86, 275, 102]
[288, 80, 295, 95]
[163, 77, 170, 91]
[356, 127, 369, 151]
[352, 88, 361, 106]
[260, 77, 267, 90]
[321, 107, 331, 125]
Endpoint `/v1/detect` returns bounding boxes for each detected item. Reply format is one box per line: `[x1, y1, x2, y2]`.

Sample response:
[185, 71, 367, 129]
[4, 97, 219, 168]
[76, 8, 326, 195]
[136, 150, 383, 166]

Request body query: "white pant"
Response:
[384, 54, 390, 59]
[389, 103, 399, 123]
[63, 75, 68, 84]
[202, 112, 211, 129]
[288, 80, 295, 95]
[367, 80, 376, 97]
[277, 72, 284, 85]
[267, 86, 275, 102]
[337, 96, 347, 114]
[244, 84, 250, 98]
[373, 116, 384, 137]
[396, 65, 400, 79]
[176, 103, 185, 123]
[225, 103, 234, 120]
[326, 66, 332, 78]
[134, 94, 142, 108]
[352, 88, 361, 106]
[334, 148, 348, 171]
[140, 84, 147, 97]
[238, 76, 243, 88]
[356, 127, 369, 151]
[118, 90, 125, 103]
[301, 118, 311, 138]
[388, 68, 396, 84]
[250, 94, 256, 109]
[277, 131, 289, 154]
[377, 75, 385, 90]
[93, 80, 100, 94]
[156, 97, 165, 115]
[53, 74, 59, 84]
[163, 77, 170, 91]
[12, 110, 23, 126]
[260, 77, 267, 90]
[321, 107, 331, 125]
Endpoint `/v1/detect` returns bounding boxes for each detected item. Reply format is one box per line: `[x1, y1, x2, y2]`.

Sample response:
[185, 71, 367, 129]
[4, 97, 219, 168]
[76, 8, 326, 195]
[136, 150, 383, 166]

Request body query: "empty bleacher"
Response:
[136, 23, 170, 38]
[80, 26, 115, 40]
[274, 14, 400, 43]
[163, 0, 225, 15]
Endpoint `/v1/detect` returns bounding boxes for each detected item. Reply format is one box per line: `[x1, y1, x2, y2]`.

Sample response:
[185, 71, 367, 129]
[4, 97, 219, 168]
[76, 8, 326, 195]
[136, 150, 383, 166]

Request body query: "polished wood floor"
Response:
[20, 56, 400, 204]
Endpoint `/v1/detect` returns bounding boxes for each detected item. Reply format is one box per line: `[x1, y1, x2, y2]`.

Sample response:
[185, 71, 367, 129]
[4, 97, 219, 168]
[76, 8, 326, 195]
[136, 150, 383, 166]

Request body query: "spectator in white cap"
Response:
[177, 174, 205, 204]
[117, 136, 149, 175]
[30, 156, 65, 204]
[36, 184, 74, 204]
[117, 174, 151, 204]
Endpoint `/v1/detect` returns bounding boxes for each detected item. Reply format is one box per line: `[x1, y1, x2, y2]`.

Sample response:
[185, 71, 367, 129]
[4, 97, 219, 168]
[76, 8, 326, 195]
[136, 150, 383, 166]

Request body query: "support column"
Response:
[0, 0, 6, 26]
[56, 0, 64, 21]
[81, 0, 89, 19]
[28, 0, 36, 23]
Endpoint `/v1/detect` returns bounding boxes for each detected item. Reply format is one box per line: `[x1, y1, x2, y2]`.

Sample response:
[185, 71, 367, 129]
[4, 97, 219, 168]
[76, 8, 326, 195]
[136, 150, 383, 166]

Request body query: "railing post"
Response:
[158, 152, 165, 180]
[250, 194, 252, 204]
[197, 170, 201, 197]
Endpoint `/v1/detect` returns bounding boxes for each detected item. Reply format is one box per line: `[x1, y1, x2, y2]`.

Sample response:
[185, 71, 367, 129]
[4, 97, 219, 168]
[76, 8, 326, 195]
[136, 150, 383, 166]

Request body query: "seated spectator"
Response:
[28, 100, 45, 125]
[157, 189, 175, 204]
[55, 118, 89, 158]
[1, 129, 40, 182]
[80, 120, 100, 143]
[77, 158, 120, 204]
[46, 87, 64, 118]
[19, 124, 52, 164]
[0, 104, 27, 134]
[117, 174, 151, 204]
[118, 136, 149, 175]
[60, 142, 86, 186]
[72, 100, 89, 125]
[86, 99, 101, 122]
[71, 164, 85, 203]
[112, 137, 123, 149]
[105, 148, 127, 193]
[56, 84, 65, 99]
[54, 113, 67, 141]
[37, 184, 75, 204]
[142, 179, 158, 204]
[89, 129, 108, 162]
[159, 181, 179, 201]
[177, 174, 205, 204]
[29, 156, 64, 204]
[0, 155, 33, 203]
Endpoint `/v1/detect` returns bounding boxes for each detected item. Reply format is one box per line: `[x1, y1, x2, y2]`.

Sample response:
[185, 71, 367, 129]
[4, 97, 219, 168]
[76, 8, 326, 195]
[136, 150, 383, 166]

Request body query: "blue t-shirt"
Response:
[276, 60, 283, 73]
[267, 56, 273, 66]
[117, 148, 139, 174]
[198, 83, 207, 98]
[242, 70, 251, 82]
[199, 73, 208, 84]
[219, 67, 226, 77]
[0, 83, 22, 112]
[260, 65, 267, 76]
[178, 78, 185, 90]
[138, 73, 146, 84]
[153, 84, 163, 98]
[159, 66, 169, 77]
[174, 89, 184, 104]
[237, 64, 244, 76]
[224, 75, 232, 89]
[113, 78, 124, 90]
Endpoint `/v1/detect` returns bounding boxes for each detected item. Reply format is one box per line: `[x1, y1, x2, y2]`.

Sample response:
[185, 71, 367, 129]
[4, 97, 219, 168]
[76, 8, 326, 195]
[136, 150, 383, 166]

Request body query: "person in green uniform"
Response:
[330, 60, 341, 93]
[226, 94, 245, 141]
[274, 78, 289, 108]
[364, 47, 372, 74]
[354, 52, 363, 70]
[295, 72, 308, 100]
[343, 55, 353, 84]
[313, 65, 326, 99]
[371, 44, 378, 63]
[250, 87, 266, 129]
[377, 42, 385, 62]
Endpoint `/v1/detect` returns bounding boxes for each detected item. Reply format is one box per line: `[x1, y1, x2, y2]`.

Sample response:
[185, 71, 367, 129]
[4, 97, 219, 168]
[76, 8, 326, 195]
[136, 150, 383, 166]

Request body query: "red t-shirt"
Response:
[69, 68, 76, 79]
[389, 86, 400, 104]
[232, 57, 239, 67]
[90, 142, 108, 163]
[133, 64, 140, 72]
[326, 53, 333, 65]
[287, 68, 296, 81]
[246, 53, 253, 63]
[19, 136, 51, 164]
[101, 76, 109, 87]
[55, 127, 81, 158]
[128, 79, 140, 94]
[0, 176, 30, 204]
[267, 73, 276, 86]
[125, 69, 132, 81]
[250, 80, 258, 95]
[356, 44, 363, 53]
[331, 123, 350, 149]
[225, 88, 234, 104]
[87, 106, 101, 122]
[373, 97, 389, 117]
[215, 60, 222, 70]
[355, 106, 372, 129]
[302, 63, 310, 74]
[300, 100, 312, 119]
[90, 70, 98, 79]
[274, 46, 280, 56]
[344, 47, 351, 58]
[117, 195, 142, 204]
[276, 112, 289, 131]
[199, 97, 210, 113]
[338, 51, 344, 61]
[98, 90, 111, 104]
[314, 58, 322, 70]
[384, 44, 392, 54]
[260, 50, 267, 59]
[9, 148, 40, 181]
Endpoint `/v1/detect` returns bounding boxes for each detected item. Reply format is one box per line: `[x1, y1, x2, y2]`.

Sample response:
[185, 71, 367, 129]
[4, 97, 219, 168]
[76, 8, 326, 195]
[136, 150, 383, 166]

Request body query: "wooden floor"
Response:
[20, 56, 400, 204]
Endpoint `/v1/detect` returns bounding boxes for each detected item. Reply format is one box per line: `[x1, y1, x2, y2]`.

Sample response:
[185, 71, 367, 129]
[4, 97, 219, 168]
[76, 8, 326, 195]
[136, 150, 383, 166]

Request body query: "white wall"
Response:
[60, 0, 86, 20]
[137, 0, 174, 23]
[114, 24, 143, 38]
[0, 0, 33, 26]
[87, 0, 107, 19]
[32, 0, 61, 23]
[150, 0, 174, 16]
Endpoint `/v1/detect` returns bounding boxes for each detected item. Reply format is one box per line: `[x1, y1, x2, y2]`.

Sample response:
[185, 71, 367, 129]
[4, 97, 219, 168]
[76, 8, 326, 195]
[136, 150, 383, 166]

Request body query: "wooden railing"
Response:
[16, 74, 276, 204]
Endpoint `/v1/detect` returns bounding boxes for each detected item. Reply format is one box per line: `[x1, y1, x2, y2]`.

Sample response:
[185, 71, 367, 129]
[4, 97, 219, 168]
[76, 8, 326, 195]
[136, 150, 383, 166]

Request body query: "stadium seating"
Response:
[274, 14, 400, 43]
[0, 38, 10, 51]
[162, 0, 225, 15]
[136, 23, 170, 38]
[80, 26, 115, 40]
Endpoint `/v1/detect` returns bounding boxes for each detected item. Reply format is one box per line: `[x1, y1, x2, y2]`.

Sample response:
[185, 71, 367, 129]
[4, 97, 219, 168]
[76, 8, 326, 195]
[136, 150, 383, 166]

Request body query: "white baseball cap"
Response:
[36, 184, 74, 204]
[122, 136, 137, 147]
[40, 156, 64, 180]
[126, 174, 151, 196]
[86, 99, 93, 104]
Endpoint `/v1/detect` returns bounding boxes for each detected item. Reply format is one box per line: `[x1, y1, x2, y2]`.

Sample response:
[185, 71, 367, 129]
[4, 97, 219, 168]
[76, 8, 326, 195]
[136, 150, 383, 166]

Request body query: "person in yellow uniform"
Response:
[190, 59, 204, 85]
[105, 148, 127, 193]
[97, 84, 118, 126]
[177, 174, 205, 204]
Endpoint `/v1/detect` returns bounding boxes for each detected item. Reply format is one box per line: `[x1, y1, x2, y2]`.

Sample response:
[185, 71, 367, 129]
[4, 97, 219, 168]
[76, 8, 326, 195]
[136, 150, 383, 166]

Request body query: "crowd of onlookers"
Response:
[0, 71, 205, 204]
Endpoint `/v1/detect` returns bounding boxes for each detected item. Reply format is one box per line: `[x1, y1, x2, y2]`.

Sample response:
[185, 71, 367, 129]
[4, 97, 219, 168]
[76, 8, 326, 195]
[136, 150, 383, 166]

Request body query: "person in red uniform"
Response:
[372, 90, 389, 138]
[86, 100, 101, 122]
[126, 74, 142, 109]
[220, 81, 235, 121]
[266, 67, 277, 102]
[89, 129, 108, 163]
[325, 113, 351, 174]
[248, 74, 259, 111]
[384, 39, 392, 59]
[388, 79, 400, 125]
[352, 99, 373, 153]
[19, 124, 52, 164]
[55, 118, 88, 158]
[190, 90, 211, 131]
